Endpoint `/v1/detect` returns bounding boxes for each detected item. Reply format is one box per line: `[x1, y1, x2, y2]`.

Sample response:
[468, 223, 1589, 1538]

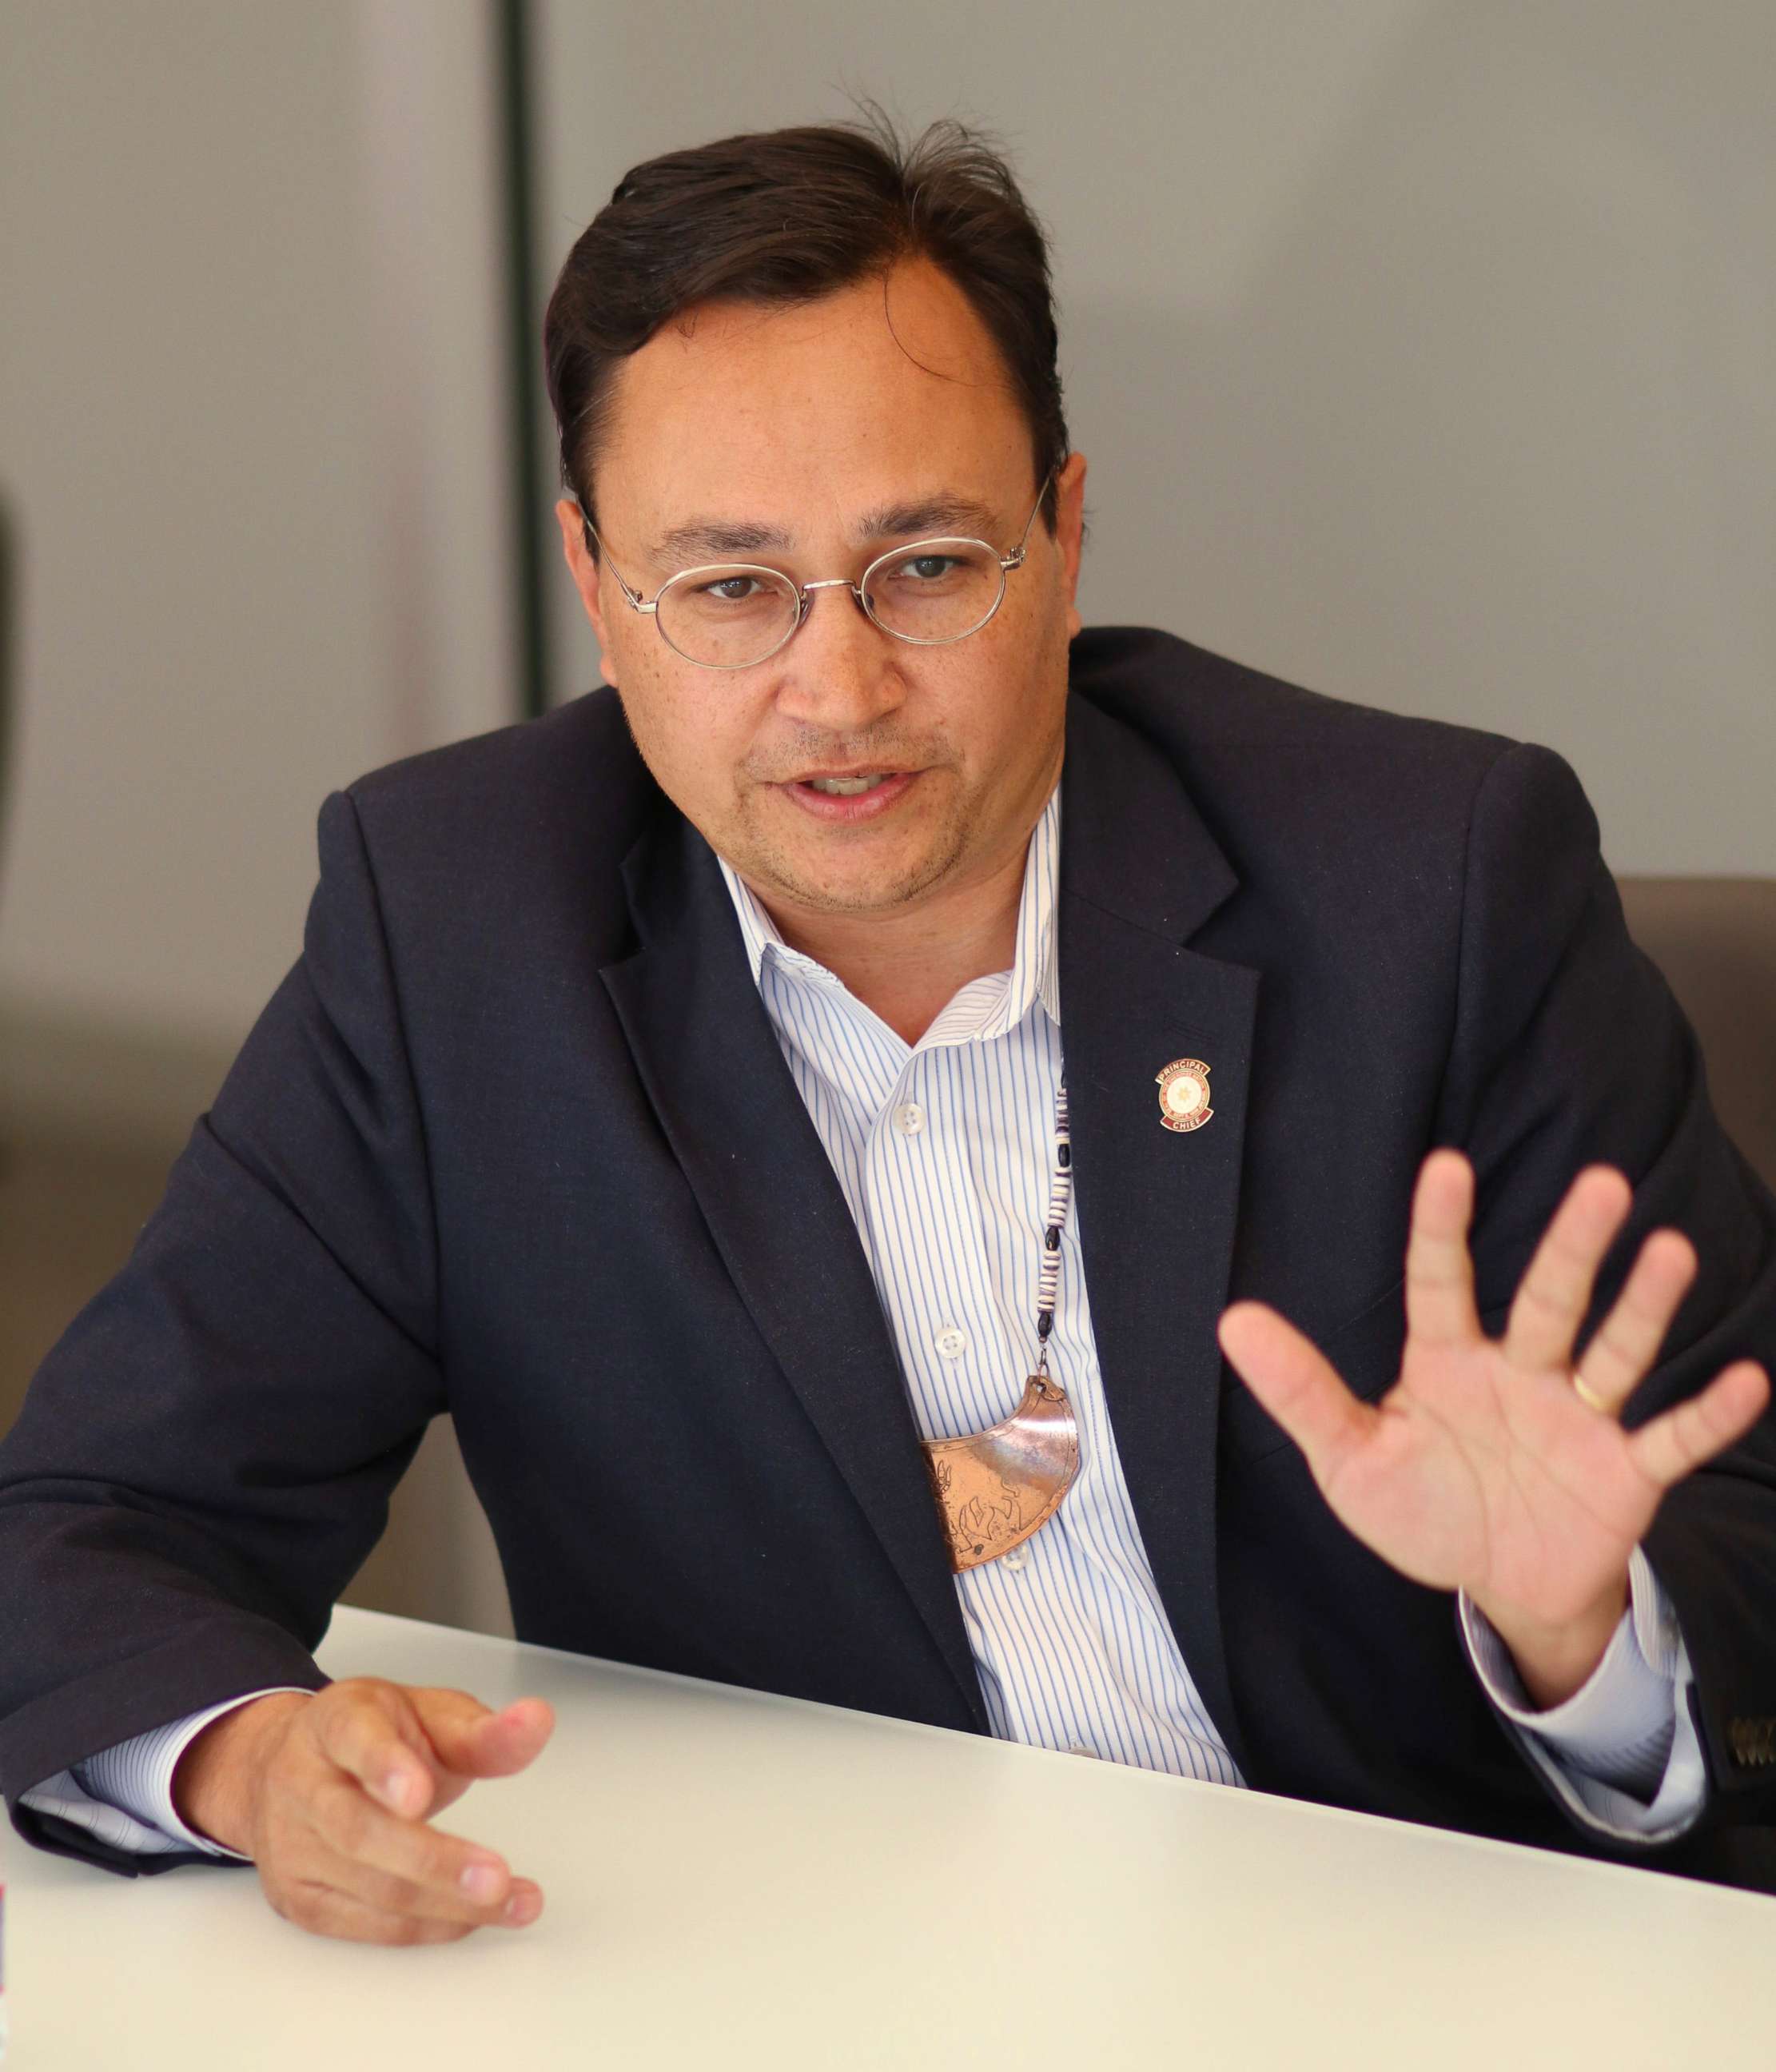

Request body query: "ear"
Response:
[554, 497, 619, 685]
[1052, 452, 1088, 640]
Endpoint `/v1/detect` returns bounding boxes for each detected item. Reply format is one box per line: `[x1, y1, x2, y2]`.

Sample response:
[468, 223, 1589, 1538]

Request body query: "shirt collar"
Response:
[715, 782, 1063, 1035]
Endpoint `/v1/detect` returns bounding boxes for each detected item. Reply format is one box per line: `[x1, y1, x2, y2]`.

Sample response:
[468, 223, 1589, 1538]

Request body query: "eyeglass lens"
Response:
[655, 539, 1007, 668]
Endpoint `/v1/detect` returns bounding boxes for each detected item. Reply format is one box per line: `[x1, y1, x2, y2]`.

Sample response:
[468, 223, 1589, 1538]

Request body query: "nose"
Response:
[768, 580, 906, 734]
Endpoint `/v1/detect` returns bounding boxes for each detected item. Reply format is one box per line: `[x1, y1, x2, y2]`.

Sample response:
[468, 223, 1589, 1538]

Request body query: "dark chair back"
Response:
[1617, 878, 1776, 1194]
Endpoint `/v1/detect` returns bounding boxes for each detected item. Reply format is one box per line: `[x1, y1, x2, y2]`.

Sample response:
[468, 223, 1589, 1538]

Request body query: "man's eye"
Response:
[699, 576, 763, 603]
[898, 556, 959, 581]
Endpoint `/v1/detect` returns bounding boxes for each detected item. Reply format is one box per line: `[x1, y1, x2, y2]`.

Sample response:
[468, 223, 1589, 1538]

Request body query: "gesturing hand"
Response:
[173, 1677, 555, 1944]
[1217, 1151, 1770, 1707]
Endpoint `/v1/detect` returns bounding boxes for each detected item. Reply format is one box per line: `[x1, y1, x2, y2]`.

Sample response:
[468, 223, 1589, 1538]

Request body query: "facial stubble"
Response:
[726, 768, 979, 921]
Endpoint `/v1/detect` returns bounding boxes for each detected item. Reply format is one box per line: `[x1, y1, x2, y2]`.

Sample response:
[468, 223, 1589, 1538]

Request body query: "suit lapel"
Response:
[599, 810, 987, 1728]
[1058, 697, 1258, 1775]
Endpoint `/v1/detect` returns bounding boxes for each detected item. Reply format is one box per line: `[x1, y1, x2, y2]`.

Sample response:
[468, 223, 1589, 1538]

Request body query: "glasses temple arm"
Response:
[1003, 467, 1058, 568]
[577, 508, 649, 612]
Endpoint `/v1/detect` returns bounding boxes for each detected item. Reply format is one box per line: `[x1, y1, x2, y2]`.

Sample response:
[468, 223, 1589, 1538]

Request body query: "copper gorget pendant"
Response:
[921, 1372, 1080, 1572]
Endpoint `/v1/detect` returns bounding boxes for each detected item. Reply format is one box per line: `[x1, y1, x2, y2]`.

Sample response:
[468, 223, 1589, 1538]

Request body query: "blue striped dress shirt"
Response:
[719, 786, 1240, 1783]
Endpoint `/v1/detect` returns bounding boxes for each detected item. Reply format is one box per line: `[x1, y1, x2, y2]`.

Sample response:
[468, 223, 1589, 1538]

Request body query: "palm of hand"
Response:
[1328, 1331, 1660, 1628]
[1219, 1152, 1769, 1651]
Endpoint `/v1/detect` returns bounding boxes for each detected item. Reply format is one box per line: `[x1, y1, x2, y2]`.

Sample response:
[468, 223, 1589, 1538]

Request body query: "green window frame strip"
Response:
[498, 0, 553, 723]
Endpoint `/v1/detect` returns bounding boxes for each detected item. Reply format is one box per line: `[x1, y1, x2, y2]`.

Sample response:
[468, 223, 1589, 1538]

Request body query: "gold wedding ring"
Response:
[1572, 1373, 1612, 1416]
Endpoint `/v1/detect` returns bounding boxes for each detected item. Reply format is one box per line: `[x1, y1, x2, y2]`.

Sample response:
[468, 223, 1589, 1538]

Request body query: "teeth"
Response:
[806, 773, 889, 795]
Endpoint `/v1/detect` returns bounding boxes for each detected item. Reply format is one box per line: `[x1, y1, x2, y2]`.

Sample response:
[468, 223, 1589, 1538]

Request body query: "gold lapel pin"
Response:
[1156, 1058, 1213, 1132]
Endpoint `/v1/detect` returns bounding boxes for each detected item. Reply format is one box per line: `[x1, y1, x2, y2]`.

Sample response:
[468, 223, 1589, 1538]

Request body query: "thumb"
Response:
[1218, 1299, 1375, 1484]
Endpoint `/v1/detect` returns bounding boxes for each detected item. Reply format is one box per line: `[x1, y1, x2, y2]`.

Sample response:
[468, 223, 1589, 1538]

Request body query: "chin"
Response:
[718, 780, 974, 917]
[771, 861, 934, 916]
[765, 835, 962, 917]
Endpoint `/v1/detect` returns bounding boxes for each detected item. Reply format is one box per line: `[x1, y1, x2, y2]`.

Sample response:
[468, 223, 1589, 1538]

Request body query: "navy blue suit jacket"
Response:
[4, 628, 1774, 1880]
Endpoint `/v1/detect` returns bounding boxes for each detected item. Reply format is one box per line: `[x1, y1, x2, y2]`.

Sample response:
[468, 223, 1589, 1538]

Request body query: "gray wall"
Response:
[536, 0, 1775, 874]
[1, 1, 519, 1635]
[0, 0, 516, 1073]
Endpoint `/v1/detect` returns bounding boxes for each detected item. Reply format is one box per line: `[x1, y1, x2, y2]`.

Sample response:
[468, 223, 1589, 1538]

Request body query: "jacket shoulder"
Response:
[344, 688, 646, 839]
[1069, 624, 1555, 883]
[1072, 624, 1519, 775]
[328, 690, 659, 962]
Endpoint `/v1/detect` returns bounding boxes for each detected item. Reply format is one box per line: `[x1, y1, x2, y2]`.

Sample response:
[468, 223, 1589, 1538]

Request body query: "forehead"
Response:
[595, 257, 1034, 543]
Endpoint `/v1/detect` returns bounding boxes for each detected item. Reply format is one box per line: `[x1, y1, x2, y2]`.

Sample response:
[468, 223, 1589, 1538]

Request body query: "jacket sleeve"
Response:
[1436, 740, 1776, 1845]
[0, 791, 445, 1873]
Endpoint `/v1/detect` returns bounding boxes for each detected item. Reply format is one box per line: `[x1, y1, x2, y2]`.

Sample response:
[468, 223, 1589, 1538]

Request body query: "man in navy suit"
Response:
[2, 118, 1773, 1944]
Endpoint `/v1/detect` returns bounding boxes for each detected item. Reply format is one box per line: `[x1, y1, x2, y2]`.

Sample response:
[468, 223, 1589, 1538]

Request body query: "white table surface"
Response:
[6, 1604, 1776, 2070]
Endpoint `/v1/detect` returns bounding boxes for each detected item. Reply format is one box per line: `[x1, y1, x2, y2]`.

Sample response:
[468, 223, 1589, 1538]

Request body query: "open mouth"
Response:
[781, 769, 921, 820]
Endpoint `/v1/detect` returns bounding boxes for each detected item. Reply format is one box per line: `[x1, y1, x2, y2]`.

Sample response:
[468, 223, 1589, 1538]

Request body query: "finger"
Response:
[1573, 1226, 1698, 1414]
[1219, 1301, 1376, 1486]
[1403, 1150, 1481, 1349]
[303, 1835, 545, 1931]
[412, 1688, 555, 1783]
[269, 1876, 479, 1947]
[1501, 1166, 1633, 1376]
[311, 1680, 452, 1818]
[317, 1684, 550, 1817]
[301, 1771, 527, 1919]
[1627, 1362, 1771, 1490]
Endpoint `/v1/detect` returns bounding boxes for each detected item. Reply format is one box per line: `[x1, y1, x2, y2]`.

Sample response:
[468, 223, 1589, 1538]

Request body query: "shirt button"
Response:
[1002, 1551, 1027, 1572]
[934, 1326, 968, 1360]
[894, 1102, 926, 1136]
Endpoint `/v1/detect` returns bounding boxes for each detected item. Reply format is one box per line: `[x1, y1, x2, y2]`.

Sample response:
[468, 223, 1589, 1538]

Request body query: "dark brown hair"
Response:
[542, 112, 1068, 555]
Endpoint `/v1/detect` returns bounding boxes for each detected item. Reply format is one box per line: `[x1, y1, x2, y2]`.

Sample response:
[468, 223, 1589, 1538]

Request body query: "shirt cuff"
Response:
[1459, 1546, 1706, 1843]
[21, 1687, 313, 1863]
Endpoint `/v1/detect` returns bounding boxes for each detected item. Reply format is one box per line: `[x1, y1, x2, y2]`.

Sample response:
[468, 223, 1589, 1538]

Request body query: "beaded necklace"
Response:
[919, 1083, 1080, 1570]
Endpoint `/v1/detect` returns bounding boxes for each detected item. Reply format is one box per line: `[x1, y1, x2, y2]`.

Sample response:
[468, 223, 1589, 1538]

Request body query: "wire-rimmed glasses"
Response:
[581, 474, 1053, 671]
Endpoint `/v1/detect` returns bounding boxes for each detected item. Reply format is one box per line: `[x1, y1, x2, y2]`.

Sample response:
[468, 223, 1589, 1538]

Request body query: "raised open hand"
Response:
[1217, 1151, 1770, 1706]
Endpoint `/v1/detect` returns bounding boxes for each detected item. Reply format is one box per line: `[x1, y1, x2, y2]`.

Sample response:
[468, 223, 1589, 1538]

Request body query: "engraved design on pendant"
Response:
[922, 1376, 1081, 1572]
[1155, 1057, 1213, 1133]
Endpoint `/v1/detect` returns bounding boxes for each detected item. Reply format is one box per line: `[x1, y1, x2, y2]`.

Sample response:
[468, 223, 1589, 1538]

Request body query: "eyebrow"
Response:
[643, 492, 1006, 571]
